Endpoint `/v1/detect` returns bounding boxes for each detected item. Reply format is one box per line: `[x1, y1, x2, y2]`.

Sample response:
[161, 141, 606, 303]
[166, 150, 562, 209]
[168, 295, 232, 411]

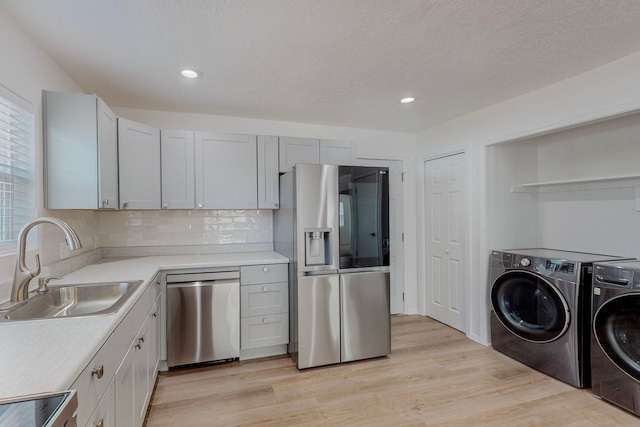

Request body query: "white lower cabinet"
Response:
[115, 298, 160, 427]
[240, 264, 289, 353]
[73, 278, 161, 427]
[87, 379, 115, 427]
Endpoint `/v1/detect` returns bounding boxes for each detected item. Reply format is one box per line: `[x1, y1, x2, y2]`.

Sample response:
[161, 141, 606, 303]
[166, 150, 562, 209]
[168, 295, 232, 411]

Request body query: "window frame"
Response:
[0, 84, 35, 256]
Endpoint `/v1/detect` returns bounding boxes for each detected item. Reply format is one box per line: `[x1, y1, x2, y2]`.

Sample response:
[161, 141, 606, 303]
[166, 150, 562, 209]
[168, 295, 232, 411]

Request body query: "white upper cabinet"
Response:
[319, 139, 356, 165]
[161, 130, 195, 209]
[279, 137, 356, 171]
[118, 118, 161, 210]
[44, 91, 119, 209]
[257, 135, 280, 209]
[195, 132, 258, 209]
[279, 137, 319, 172]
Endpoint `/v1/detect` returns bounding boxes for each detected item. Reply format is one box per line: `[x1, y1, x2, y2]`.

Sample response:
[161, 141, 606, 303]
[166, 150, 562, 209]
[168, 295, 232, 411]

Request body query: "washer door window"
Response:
[491, 271, 570, 343]
[594, 294, 640, 381]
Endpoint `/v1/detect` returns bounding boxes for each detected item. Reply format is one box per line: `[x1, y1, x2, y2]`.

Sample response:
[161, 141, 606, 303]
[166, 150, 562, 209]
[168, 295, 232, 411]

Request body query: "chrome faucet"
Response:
[10, 217, 82, 303]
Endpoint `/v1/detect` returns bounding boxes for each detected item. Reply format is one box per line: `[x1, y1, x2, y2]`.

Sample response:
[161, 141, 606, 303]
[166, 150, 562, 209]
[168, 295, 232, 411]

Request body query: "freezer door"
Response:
[297, 274, 340, 369]
[340, 271, 391, 362]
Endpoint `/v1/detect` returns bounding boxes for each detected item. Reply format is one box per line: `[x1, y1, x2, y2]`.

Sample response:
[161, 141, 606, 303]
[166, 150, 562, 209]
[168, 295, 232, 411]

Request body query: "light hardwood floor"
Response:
[145, 315, 639, 426]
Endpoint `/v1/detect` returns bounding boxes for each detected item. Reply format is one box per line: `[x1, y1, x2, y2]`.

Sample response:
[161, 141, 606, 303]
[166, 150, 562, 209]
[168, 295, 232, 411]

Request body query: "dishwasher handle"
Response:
[167, 278, 239, 289]
[166, 271, 239, 284]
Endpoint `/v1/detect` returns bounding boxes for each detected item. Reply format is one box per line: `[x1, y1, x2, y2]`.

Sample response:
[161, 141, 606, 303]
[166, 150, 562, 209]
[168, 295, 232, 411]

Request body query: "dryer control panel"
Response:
[594, 264, 639, 288]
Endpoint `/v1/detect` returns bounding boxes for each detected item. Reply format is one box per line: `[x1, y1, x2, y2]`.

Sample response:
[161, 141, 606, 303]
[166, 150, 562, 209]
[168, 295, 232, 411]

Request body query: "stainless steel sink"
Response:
[3, 281, 143, 321]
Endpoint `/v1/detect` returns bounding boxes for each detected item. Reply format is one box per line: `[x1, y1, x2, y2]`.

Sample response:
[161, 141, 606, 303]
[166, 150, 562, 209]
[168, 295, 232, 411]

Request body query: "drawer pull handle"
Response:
[92, 419, 104, 427]
[153, 312, 157, 318]
[91, 365, 104, 379]
[263, 286, 268, 292]
[263, 267, 269, 272]
[262, 318, 267, 323]
[139, 336, 145, 343]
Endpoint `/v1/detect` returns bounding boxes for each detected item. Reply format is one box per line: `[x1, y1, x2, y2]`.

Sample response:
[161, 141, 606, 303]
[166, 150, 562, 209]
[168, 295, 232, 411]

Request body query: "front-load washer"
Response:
[592, 261, 640, 416]
[489, 248, 630, 388]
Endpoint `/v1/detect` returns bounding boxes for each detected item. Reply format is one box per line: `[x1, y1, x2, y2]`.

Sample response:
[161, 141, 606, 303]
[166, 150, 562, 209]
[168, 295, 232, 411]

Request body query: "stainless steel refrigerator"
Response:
[275, 163, 391, 369]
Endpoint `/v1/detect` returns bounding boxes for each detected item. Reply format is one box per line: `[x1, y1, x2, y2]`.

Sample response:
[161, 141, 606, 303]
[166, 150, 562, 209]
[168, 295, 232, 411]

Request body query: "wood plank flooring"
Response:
[145, 315, 639, 426]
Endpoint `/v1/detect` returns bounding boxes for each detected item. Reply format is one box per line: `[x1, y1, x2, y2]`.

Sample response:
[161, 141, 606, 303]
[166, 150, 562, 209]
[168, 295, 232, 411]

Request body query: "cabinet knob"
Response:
[122, 202, 128, 209]
[274, 202, 279, 208]
[263, 267, 269, 272]
[163, 202, 169, 209]
[102, 199, 109, 207]
[92, 420, 104, 427]
[197, 203, 203, 208]
[91, 365, 104, 379]
[262, 318, 267, 323]
[263, 286, 268, 292]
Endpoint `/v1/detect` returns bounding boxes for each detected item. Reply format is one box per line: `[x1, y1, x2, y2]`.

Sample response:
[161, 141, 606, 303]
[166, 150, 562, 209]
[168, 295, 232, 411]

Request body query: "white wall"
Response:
[417, 51, 640, 345]
[534, 112, 640, 257]
[0, 8, 98, 301]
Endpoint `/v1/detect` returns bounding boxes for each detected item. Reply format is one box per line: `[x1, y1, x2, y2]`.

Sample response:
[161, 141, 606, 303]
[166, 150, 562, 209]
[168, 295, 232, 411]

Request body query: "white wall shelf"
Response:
[511, 174, 640, 192]
[511, 174, 640, 211]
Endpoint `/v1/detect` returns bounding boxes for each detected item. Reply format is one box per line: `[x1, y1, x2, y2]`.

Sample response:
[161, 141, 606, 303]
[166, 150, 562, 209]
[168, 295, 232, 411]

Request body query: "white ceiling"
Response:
[3, 0, 640, 133]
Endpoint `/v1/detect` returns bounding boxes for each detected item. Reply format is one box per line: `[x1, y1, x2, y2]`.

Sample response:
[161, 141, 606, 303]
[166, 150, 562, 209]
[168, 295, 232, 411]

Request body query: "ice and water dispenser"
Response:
[304, 228, 333, 266]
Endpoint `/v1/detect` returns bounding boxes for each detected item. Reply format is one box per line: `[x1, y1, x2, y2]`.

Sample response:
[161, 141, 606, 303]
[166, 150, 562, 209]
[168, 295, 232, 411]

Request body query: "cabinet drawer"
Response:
[86, 378, 115, 427]
[241, 313, 289, 349]
[113, 282, 156, 363]
[71, 334, 116, 427]
[241, 282, 288, 317]
[240, 264, 287, 285]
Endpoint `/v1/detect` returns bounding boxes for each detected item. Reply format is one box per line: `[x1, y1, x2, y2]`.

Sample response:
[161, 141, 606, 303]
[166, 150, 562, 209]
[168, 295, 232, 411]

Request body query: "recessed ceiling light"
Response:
[400, 97, 415, 104]
[181, 69, 200, 79]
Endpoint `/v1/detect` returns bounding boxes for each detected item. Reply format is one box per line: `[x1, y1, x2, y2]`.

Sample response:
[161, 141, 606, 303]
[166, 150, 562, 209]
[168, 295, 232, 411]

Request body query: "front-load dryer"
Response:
[489, 248, 630, 388]
[592, 261, 640, 416]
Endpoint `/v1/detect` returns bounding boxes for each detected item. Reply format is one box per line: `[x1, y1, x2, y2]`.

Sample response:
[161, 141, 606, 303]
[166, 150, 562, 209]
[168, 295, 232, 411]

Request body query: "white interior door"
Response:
[424, 153, 466, 332]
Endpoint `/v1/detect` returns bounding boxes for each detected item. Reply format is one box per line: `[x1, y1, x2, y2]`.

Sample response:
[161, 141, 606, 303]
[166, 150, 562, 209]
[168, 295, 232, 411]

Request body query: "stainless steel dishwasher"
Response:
[166, 271, 240, 368]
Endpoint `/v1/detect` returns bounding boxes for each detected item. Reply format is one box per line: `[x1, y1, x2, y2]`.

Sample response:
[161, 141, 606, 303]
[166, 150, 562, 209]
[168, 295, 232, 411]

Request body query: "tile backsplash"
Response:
[97, 209, 273, 247]
[0, 209, 274, 303]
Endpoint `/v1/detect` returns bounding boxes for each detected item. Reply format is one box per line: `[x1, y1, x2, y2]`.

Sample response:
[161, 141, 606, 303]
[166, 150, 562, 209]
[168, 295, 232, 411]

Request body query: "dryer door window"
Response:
[593, 294, 640, 381]
[491, 271, 570, 343]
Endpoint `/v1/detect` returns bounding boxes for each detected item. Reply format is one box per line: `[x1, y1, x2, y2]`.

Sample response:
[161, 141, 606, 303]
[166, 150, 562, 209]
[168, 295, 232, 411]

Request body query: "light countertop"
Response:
[0, 251, 288, 400]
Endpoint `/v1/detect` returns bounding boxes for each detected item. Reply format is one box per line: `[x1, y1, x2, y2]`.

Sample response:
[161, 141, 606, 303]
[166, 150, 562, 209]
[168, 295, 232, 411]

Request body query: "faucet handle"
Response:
[29, 254, 41, 278]
[37, 276, 61, 294]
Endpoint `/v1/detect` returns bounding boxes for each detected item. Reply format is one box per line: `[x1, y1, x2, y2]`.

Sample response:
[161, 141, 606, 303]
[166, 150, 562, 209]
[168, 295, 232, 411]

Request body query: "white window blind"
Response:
[0, 84, 34, 254]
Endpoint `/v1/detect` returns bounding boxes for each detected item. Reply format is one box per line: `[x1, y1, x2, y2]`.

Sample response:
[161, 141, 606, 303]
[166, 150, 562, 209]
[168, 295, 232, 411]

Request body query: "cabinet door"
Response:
[319, 139, 355, 165]
[118, 118, 161, 210]
[279, 137, 319, 172]
[149, 298, 161, 381]
[195, 132, 257, 209]
[135, 319, 151, 427]
[257, 135, 280, 209]
[161, 129, 195, 209]
[97, 98, 119, 209]
[137, 299, 159, 425]
[44, 91, 99, 209]
[115, 344, 136, 427]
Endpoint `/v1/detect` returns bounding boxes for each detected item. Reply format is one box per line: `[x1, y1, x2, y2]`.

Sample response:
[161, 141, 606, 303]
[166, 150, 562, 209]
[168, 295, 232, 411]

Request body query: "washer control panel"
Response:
[491, 250, 580, 281]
